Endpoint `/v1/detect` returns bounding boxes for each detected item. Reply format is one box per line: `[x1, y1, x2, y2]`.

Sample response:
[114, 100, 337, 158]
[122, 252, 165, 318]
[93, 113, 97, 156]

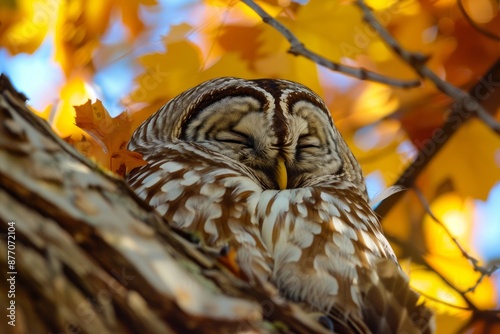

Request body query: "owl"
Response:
[126, 77, 434, 333]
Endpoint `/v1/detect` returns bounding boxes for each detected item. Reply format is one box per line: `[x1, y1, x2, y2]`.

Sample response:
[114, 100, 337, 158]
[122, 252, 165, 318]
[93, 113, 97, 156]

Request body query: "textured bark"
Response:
[0, 74, 329, 334]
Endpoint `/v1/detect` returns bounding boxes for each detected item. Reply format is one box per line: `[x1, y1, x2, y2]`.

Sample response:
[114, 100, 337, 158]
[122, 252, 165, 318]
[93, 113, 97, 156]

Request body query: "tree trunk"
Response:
[0, 74, 328, 334]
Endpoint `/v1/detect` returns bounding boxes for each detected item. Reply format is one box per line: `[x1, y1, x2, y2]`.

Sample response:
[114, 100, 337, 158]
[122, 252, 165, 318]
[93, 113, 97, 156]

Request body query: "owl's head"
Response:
[129, 77, 366, 196]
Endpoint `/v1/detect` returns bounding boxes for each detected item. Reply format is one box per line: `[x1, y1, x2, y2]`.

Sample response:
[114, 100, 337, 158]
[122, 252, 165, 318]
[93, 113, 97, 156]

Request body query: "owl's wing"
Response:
[315, 183, 432, 334]
[127, 141, 273, 283]
[255, 180, 434, 334]
[361, 258, 435, 334]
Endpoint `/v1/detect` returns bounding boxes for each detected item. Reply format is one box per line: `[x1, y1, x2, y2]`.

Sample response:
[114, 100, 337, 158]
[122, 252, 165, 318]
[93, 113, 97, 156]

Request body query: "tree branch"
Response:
[387, 234, 476, 313]
[0, 73, 331, 334]
[412, 186, 499, 295]
[355, 0, 500, 133]
[240, 0, 421, 88]
[457, 0, 500, 41]
[375, 57, 500, 218]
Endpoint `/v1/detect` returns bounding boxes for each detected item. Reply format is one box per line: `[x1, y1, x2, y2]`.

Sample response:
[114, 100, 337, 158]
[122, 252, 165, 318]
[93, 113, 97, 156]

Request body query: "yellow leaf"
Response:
[461, 0, 498, 24]
[218, 24, 266, 65]
[410, 265, 468, 314]
[64, 134, 107, 168]
[418, 119, 500, 200]
[162, 23, 194, 45]
[410, 265, 473, 334]
[350, 83, 399, 125]
[54, 0, 156, 76]
[55, 0, 112, 75]
[204, 0, 283, 21]
[381, 190, 426, 255]
[128, 38, 257, 111]
[128, 40, 203, 106]
[0, 0, 54, 54]
[29, 103, 53, 121]
[348, 124, 412, 200]
[113, 0, 157, 37]
[281, 1, 363, 63]
[202, 51, 260, 80]
[423, 193, 474, 257]
[424, 256, 496, 309]
[53, 77, 96, 138]
[365, 0, 398, 11]
[417, 192, 497, 314]
[111, 150, 147, 177]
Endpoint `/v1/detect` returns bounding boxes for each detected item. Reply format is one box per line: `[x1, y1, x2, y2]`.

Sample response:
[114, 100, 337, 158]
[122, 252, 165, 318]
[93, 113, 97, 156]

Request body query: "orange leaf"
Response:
[111, 150, 147, 177]
[74, 99, 136, 175]
[63, 134, 108, 168]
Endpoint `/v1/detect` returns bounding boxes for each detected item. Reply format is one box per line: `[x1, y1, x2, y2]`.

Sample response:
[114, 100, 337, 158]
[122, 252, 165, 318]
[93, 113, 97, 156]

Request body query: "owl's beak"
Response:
[276, 157, 288, 190]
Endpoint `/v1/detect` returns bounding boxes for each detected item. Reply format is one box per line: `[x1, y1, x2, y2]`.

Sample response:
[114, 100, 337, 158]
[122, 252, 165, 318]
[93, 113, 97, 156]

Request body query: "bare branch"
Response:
[458, 0, 500, 41]
[411, 288, 471, 311]
[375, 57, 500, 219]
[0, 73, 335, 334]
[386, 234, 479, 312]
[390, 232, 500, 328]
[383, 185, 500, 327]
[355, 0, 500, 133]
[240, 0, 421, 88]
[412, 186, 499, 294]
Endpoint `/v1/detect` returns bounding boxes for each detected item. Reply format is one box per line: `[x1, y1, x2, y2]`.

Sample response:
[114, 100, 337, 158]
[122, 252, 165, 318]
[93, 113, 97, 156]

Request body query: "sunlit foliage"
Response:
[1, 0, 499, 332]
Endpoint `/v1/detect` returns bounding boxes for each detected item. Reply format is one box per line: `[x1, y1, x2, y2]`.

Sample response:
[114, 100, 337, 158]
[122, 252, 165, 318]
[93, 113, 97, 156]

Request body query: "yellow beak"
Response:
[276, 157, 287, 190]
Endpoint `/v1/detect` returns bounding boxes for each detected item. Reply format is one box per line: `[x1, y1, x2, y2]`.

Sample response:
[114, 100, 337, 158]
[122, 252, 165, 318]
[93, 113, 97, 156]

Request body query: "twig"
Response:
[386, 234, 478, 312]
[375, 56, 500, 219]
[458, 0, 500, 41]
[412, 186, 499, 294]
[355, 0, 500, 133]
[411, 288, 471, 311]
[390, 232, 500, 329]
[240, 0, 421, 88]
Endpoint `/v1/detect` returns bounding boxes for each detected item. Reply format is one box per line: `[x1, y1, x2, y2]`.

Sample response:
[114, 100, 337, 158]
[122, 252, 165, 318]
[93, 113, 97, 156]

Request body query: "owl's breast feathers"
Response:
[127, 143, 434, 334]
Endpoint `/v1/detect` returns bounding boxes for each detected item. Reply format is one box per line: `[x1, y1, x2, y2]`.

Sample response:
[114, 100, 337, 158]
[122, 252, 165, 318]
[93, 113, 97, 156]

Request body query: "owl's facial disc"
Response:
[180, 94, 344, 189]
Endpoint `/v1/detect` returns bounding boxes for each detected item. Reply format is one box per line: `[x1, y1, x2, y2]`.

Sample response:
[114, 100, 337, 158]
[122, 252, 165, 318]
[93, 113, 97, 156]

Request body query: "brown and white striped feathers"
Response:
[126, 77, 434, 333]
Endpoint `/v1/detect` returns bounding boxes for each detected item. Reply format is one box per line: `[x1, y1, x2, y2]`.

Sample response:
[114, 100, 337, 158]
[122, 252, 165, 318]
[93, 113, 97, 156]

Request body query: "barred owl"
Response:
[126, 77, 434, 333]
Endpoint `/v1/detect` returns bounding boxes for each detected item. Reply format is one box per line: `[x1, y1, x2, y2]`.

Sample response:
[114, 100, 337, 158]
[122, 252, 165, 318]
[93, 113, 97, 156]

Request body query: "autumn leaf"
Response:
[127, 32, 257, 111]
[0, 0, 53, 54]
[114, 0, 158, 37]
[111, 149, 147, 177]
[75, 99, 120, 153]
[63, 134, 107, 169]
[54, 0, 157, 76]
[418, 119, 500, 201]
[4, 1, 500, 331]
[74, 99, 145, 175]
